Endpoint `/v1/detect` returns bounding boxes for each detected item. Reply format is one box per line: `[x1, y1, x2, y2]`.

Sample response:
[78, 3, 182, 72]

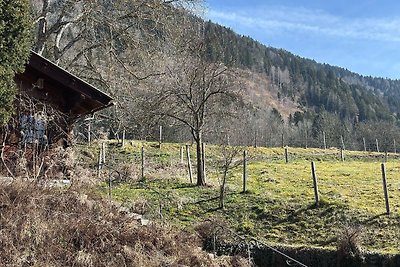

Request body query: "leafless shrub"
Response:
[194, 220, 252, 267]
[214, 255, 251, 267]
[14, 152, 29, 178]
[70, 165, 97, 186]
[119, 162, 139, 182]
[337, 224, 364, 259]
[195, 219, 229, 242]
[229, 255, 251, 267]
[0, 181, 242, 266]
[43, 146, 76, 180]
[129, 197, 150, 214]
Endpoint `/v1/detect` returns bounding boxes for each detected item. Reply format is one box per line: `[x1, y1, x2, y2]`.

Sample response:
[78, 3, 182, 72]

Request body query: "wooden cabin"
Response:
[11, 51, 113, 147]
[0, 51, 113, 177]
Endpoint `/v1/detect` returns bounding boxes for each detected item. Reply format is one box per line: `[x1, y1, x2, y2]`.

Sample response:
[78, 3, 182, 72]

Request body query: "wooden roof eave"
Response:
[28, 51, 113, 107]
[70, 102, 115, 123]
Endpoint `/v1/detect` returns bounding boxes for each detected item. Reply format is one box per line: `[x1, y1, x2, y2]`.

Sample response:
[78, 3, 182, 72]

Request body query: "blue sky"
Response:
[204, 0, 400, 79]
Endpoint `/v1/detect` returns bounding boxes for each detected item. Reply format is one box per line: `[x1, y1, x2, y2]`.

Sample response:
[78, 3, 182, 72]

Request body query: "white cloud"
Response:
[207, 6, 400, 43]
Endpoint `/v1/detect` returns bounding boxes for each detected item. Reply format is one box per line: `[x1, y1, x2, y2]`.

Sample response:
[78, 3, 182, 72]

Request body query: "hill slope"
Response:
[203, 21, 399, 122]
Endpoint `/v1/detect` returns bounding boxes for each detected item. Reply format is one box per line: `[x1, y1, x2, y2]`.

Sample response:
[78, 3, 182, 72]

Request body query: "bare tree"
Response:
[30, 0, 204, 140]
[218, 145, 241, 209]
[31, 0, 94, 62]
[144, 42, 239, 186]
[31, 0, 203, 63]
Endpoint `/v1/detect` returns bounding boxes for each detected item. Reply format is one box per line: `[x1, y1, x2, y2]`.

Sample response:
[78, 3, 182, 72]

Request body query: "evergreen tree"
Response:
[311, 112, 324, 139]
[0, 0, 32, 124]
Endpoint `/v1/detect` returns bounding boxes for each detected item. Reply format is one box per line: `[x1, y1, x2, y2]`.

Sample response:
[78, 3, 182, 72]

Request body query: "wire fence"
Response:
[75, 122, 400, 155]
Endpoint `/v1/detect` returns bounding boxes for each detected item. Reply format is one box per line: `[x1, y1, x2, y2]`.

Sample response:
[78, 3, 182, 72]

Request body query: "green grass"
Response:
[90, 141, 400, 254]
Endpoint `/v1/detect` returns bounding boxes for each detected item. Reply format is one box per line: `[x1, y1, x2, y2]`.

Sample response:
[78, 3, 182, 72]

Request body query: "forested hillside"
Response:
[203, 21, 399, 122]
[29, 0, 400, 151]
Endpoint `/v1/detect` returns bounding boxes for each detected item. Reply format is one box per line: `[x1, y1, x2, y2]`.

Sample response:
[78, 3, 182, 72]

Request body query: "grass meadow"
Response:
[88, 141, 400, 254]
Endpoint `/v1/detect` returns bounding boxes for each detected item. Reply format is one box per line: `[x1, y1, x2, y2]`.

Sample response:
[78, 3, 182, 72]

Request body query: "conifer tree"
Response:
[0, 0, 32, 124]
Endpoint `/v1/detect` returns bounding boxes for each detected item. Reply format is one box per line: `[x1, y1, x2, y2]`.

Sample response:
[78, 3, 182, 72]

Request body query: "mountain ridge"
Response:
[203, 20, 400, 122]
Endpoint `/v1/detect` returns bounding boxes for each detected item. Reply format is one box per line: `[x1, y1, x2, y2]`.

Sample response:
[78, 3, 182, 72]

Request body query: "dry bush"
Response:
[119, 162, 140, 182]
[194, 220, 252, 267]
[0, 145, 80, 180]
[0, 181, 243, 266]
[129, 197, 150, 214]
[14, 153, 29, 178]
[215, 255, 251, 267]
[195, 219, 229, 242]
[70, 165, 97, 185]
[337, 224, 364, 259]
[43, 146, 76, 179]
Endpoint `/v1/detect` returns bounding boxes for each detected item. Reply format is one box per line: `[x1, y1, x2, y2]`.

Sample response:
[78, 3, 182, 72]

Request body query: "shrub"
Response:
[0, 181, 245, 266]
[337, 224, 364, 259]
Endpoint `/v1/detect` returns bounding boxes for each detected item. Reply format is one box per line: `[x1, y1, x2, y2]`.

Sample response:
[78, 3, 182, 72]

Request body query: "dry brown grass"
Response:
[0, 181, 250, 267]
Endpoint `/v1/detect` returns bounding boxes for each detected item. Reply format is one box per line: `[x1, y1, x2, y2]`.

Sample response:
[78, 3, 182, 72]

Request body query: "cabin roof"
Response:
[16, 51, 113, 121]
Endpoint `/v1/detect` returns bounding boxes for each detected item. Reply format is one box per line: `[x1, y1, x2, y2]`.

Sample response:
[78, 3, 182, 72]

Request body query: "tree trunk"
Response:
[33, 0, 49, 55]
[219, 169, 228, 209]
[195, 134, 206, 186]
[219, 185, 225, 209]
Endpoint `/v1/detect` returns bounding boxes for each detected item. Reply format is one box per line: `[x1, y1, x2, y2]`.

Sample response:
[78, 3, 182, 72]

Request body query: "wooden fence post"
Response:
[253, 129, 257, 148]
[381, 163, 390, 215]
[141, 146, 145, 181]
[88, 122, 91, 145]
[376, 139, 380, 153]
[202, 143, 206, 184]
[305, 129, 308, 149]
[363, 138, 367, 152]
[122, 128, 126, 147]
[285, 147, 289, 163]
[243, 150, 247, 193]
[340, 135, 345, 150]
[180, 145, 184, 164]
[108, 171, 112, 201]
[159, 125, 162, 149]
[322, 131, 326, 149]
[281, 133, 285, 148]
[394, 139, 397, 154]
[97, 146, 102, 178]
[102, 142, 106, 164]
[311, 162, 320, 207]
[340, 148, 345, 162]
[186, 145, 193, 183]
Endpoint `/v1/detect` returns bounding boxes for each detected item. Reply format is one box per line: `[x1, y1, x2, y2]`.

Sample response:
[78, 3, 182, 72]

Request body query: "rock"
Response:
[141, 218, 150, 226]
